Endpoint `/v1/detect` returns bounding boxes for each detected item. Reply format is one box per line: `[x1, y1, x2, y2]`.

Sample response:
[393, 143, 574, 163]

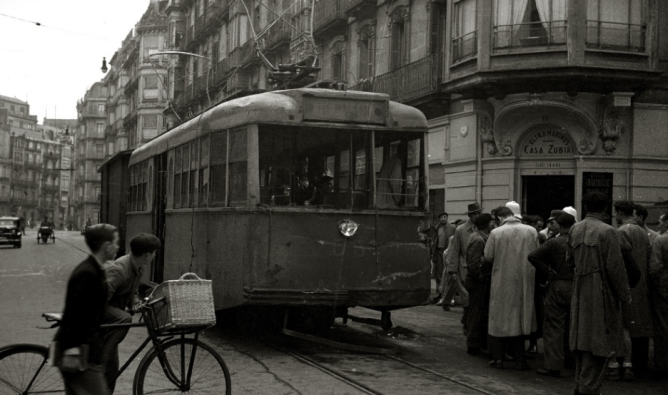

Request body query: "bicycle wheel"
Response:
[133, 338, 231, 395]
[0, 344, 65, 394]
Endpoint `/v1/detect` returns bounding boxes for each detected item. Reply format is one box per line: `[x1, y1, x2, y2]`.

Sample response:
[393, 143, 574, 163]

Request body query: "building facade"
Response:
[75, 82, 108, 227]
[104, 0, 170, 161]
[155, 0, 667, 223]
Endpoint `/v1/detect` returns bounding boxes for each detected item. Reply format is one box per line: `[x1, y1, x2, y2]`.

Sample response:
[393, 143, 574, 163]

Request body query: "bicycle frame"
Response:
[102, 297, 205, 391]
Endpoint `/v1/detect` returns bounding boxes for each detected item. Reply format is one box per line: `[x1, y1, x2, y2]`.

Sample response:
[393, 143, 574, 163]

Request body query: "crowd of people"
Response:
[422, 193, 668, 395]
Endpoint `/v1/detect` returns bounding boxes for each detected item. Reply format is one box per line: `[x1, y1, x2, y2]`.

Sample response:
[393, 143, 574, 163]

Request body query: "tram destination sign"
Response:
[521, 129, 574, 156]
[303, 97, 386, 125]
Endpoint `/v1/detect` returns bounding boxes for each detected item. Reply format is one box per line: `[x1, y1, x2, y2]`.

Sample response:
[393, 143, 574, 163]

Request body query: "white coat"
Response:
[484, 217, 539, 337]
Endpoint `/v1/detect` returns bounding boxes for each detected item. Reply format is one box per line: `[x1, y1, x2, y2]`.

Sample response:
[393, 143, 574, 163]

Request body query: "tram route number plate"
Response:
[303, 97, 386, 125]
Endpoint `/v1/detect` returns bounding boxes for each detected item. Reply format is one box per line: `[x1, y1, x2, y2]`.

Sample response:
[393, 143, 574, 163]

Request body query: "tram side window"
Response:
[181, 143, 190, 208]
[174, 146, 182, 208]
[199, 136, 209, 207]
[209, 130, 227, 207]
[228, 128, 247, 207]
[189, 141, 199, 207]
[129, 166, 136, 211]
[375, 132, 425, 210]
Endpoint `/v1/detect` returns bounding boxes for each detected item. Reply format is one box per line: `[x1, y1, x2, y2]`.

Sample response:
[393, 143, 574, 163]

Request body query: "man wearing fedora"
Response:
[443, 203, 482, 318]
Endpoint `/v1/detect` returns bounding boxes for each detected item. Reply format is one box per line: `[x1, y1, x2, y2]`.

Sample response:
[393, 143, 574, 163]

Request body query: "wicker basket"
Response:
[148, 272, 216, 332]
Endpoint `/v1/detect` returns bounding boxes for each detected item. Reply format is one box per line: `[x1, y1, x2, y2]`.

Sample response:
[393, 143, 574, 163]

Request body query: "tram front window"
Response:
[258, 126, 424, 210]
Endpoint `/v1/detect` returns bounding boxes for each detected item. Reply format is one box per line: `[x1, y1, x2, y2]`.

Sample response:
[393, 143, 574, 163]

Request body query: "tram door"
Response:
[522, 175, 575, 222]
[151, 153, 168, 284]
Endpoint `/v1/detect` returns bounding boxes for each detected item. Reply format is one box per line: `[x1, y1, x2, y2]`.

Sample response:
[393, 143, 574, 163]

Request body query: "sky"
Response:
[0, 0, 154, 121]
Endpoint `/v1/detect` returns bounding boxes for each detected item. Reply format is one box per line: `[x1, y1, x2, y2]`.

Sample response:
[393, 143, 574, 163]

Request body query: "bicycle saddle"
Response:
[42, 313, 62, 322]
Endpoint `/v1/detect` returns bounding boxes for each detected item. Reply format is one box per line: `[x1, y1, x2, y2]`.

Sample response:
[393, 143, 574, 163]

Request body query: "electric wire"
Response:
[0, 12, 116, 42]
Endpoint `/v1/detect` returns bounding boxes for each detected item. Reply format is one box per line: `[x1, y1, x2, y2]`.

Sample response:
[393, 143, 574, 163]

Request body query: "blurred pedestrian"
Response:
[659, 214, 668, 235]
[568, 192, 631, 395]
[444, 203, 482, 324]
[606, 201, 653, 380]
[426, 212, 456, 304]
[634, 204, 659, 245]
[485, 206, 538, 370]
[54, 224, 119, 395]
[529, 212, 576, 377]
[649, 212, 668, 374]
[464, 213, 495, 355]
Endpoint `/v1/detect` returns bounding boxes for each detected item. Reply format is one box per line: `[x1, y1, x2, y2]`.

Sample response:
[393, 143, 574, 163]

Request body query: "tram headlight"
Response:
[338, 219, 359, 238]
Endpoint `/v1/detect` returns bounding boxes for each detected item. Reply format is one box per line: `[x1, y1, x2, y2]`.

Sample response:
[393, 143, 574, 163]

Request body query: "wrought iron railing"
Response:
[452, 30, 477, 63]
[348, 55, 440, 103]
[586, 20, 646, 52]
[263, 15, 292, 49]
[314, 0, 346, 30]
[493, 20, 567, 49]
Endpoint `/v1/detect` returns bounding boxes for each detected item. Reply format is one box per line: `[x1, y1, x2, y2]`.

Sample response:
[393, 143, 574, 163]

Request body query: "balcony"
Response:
[44, 151, 60, 160]
[494, 21, 567, 50]
[212, 58, 230, 87]
[586, 21, 646, 53]
[228, 40, 257, 68]
[313, 0, 347, 38]
[343, 0, 375, 19]
[348, 55, 441, 104]
[43, 184, 60, 193]
[262, 16, 292, 52]
[186, 25, 194, 47]
[452, 30, 477, 64]
[194, 15, 205, 41]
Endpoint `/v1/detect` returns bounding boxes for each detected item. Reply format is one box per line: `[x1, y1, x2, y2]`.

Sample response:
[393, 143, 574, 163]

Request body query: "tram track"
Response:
[268, 334, 493, 395]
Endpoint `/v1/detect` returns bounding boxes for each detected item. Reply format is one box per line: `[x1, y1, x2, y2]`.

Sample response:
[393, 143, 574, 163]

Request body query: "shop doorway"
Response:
[522, 175, 575, 222]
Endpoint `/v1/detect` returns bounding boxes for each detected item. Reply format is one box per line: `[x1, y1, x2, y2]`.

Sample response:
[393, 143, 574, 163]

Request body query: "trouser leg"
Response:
[61, 364, 109, 395]
[101, 307, 131, 394]
[511, 336, 527, 365]
[491, 336, 505, 361]
[465, 285, 486, 349]
[631, 337, 649, 374]
[575, 351, 608, 395]
[543, 280, 572, 371]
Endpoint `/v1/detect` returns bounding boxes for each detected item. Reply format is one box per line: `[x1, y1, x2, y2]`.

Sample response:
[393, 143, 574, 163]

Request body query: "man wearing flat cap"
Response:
[443, 203, 482, 319]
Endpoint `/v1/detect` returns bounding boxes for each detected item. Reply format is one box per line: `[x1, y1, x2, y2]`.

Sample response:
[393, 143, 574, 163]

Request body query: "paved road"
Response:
[0, 231, 665, 394]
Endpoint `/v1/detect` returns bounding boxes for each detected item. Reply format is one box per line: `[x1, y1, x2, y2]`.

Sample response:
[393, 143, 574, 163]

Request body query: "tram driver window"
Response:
[375, 133, 424, 210]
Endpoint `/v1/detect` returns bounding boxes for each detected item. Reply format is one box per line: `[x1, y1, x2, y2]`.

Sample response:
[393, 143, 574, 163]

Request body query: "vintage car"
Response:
[0, 216, 22, 248]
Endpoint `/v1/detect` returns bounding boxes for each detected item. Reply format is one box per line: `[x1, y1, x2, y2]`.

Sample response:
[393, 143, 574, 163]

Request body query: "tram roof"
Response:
[129, 88, 427, 166]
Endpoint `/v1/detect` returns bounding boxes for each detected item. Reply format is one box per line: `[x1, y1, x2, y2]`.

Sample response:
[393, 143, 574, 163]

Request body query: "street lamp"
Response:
[101, 57, 108, 73]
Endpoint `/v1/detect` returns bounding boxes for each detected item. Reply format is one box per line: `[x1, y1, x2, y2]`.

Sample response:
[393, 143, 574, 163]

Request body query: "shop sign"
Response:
[581, 172, 614, 223]
[521, 129, 574, 156]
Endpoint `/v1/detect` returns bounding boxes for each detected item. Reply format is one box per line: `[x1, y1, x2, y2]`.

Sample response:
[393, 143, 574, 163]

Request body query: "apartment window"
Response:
[97, 123, 104, 136]
[331, 40, 346, 82]
[453, 0, 477, 62]
[358, 25, 376, 80]
[20, 107, 25, 114]
[143, 115, 158, 129]
[10, 105, 15, 113]
[494, 0, 567, 48]
[98, 104, 105, 115]
[96, 144, 104, 155]
[389, 7, 410, 70]
[143, 75, 159, 100]
[587, 0, 645, 51]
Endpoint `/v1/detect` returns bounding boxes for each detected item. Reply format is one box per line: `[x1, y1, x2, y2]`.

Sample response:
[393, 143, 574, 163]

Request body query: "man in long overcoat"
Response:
[649, 213, 668, 373]
[484, 206, 538, 370]
[568, 192, 631, 395]
[609, 201, 653, 380]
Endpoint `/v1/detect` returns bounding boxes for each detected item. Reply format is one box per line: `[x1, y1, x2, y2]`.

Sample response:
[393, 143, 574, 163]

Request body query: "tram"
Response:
[121, 88, 430, 330]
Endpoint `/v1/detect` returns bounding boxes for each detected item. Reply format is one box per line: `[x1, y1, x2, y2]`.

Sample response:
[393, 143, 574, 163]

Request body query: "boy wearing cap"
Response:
[428, 212, 456, 303]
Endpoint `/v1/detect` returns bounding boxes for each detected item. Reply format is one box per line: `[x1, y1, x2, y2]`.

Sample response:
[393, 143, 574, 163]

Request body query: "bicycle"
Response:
[0, 296, 232, 394]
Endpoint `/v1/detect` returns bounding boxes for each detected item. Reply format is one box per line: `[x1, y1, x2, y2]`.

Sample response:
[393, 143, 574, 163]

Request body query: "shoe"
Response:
[622, 367, 635, 382]
[441, 304, 451, 312]
[526, 345, 538, 355]
[503, 354, 515, 362]
[436, 300, 443, 306]
[430, 295, 441, 304]
[450, 300, 456, 307]
[605, 367, 621, 381]
[515, 362, 531, 371]
[536, 368, 561, 377]
[488, 360, 504, 369]
[467, 347, 481, 356]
